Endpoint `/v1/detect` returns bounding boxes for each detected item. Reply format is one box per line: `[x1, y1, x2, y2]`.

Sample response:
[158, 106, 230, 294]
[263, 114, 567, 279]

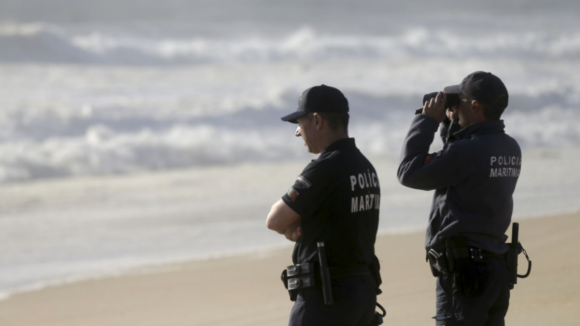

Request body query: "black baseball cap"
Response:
[444, 71, 509, 108]
[281, 84, 349, 123]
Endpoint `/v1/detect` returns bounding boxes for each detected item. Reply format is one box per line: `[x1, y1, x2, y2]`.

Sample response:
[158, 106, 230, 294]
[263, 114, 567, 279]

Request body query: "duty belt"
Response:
[281, 263, 370, 295]
[427, 240, 507, 276]
[465, 246, 506, 261]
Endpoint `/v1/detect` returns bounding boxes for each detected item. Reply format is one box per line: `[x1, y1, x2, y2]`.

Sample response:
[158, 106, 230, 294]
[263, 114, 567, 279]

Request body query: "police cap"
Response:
[281, 85, 349, 123]
[444, 71, 509, 109]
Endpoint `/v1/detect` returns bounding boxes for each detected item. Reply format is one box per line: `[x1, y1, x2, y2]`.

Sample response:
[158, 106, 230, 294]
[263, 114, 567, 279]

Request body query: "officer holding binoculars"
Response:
[398, 71, 522, 326]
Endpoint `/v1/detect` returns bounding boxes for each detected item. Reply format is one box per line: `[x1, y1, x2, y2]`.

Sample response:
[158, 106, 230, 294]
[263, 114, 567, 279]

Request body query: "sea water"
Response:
[0, 0, 579, 299]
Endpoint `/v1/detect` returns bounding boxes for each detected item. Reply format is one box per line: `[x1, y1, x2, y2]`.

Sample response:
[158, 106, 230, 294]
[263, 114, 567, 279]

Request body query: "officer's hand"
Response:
[284, 219, 302, 242]
[446, 107, 458, 121]
[423, 91, 447, 123]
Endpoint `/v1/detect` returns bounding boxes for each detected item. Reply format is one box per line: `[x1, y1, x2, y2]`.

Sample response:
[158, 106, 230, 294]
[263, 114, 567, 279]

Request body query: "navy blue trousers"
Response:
[289, 274, 377, 326]
[434, 257, 510, 326]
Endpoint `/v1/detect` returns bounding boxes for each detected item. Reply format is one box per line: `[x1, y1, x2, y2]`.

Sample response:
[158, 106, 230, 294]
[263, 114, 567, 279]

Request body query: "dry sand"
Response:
[1, 212, 578, 326]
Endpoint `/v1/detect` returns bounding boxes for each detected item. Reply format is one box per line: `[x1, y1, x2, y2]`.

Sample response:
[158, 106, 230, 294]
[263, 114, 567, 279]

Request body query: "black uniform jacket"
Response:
[282, 138, 380, 268]
[398, 115, 522, 255]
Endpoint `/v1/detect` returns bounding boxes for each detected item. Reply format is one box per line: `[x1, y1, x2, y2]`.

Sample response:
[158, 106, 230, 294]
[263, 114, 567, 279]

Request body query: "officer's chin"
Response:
[305, 145, 320, 155]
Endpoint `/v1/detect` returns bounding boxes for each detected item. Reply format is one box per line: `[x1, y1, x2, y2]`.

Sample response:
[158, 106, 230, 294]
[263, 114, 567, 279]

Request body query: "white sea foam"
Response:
[0, 58, 578, 183]
[0, 105, 577, 183]
[3, 23, 580, 65]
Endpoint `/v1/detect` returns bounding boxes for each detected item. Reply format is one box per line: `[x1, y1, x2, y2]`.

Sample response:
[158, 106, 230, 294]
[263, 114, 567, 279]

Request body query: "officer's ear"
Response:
[313, 113, 323, 131]
[472, 100, 488, 121]
[472, 100, 482, 114]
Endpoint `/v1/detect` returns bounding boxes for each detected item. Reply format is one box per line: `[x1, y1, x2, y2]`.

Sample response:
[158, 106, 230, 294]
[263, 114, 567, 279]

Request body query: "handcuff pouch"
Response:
[280, 263, 316, 301]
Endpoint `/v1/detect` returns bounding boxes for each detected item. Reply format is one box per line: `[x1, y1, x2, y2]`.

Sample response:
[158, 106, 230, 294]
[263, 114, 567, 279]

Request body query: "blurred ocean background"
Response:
[1, 0, 579, 299]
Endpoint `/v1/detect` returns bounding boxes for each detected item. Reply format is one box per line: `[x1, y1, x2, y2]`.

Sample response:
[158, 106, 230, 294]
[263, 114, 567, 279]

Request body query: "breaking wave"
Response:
[1, 21, 579, 183]
[0, 97, 578, 184]
[2, 23, 580, 65]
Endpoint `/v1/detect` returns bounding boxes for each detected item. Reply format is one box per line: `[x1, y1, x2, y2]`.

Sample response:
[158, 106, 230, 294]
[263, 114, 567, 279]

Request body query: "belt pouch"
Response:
[445, 237, 469, 272]
[280, 269, 297, 301]
[445, 237, 489, 297]
[281, 263, 315, 301]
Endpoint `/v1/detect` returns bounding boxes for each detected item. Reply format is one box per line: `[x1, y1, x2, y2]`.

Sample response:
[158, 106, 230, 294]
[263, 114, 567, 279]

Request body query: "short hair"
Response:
[482, 94, 509, 120]
[307, 112, 350, 134]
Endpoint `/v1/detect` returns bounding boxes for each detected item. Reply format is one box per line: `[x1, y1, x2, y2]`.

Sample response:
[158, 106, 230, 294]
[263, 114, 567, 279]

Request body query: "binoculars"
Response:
[423, 92, 460, 110]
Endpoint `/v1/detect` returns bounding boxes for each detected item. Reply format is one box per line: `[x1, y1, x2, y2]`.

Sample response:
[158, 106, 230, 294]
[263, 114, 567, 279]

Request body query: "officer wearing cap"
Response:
[266, 85, 382, 326]
[397, 72, 521, 325]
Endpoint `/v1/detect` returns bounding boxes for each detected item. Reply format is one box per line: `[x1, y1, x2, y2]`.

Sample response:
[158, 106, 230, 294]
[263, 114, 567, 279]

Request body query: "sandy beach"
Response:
[0, 211, 578, 326]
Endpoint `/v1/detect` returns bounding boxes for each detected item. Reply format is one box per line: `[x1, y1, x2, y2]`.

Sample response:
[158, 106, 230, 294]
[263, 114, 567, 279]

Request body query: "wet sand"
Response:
[0, 212, 578, 326]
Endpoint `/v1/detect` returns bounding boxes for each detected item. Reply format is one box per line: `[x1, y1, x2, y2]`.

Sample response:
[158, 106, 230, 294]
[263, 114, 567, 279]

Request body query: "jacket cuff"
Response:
[413, 114, 440, 133]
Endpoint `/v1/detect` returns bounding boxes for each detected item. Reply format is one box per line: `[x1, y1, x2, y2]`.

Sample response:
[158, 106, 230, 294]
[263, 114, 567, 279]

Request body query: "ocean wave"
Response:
[0, 124, 302, 182]
[0, 69, 578, 184]
[2, 23, 580, 64]
[1, 24, 579, 183]
[0, 23, 95, 63]
[0, 103, 578, 183]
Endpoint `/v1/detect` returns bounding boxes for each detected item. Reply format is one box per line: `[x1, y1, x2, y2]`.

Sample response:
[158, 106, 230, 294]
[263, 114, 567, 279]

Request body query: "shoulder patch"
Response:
[424, 155, 434, 164]
[287, 187, 299, 201]
[296, 175, 311, 188]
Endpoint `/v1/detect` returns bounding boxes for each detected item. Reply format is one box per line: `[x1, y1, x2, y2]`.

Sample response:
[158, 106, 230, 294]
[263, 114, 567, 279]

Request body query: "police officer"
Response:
[266, 85, 382, 326]
[398, 72, 521, 326]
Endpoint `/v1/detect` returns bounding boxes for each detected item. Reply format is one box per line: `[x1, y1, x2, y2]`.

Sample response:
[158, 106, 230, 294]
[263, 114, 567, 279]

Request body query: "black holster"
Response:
[427, 237, 491, 297]
[507, 222, 532, 289]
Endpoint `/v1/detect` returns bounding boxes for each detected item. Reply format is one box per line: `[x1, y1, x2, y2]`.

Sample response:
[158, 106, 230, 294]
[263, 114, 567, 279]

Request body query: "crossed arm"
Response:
[266, 199, 303, 242]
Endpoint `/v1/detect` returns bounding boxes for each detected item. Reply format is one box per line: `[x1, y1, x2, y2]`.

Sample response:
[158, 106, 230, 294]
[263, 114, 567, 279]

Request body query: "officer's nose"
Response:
[295, 126, 301, 137]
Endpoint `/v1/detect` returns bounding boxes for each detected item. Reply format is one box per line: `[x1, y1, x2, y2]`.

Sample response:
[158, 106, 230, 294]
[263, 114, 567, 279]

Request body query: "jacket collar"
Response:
[321, 137, 355, 155]
[454, 120, 505, 140]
